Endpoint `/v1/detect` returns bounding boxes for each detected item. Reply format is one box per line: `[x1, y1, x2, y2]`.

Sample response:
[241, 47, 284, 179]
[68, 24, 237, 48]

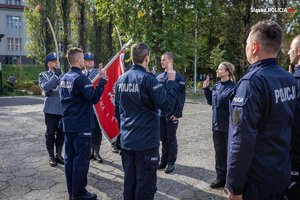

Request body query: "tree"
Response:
[209, 44, 226, 70]
[24, 0, 57, 69]
[57, 0, 72, 72]
[23, 0, 300, 80]
[75, 0, 87, 51]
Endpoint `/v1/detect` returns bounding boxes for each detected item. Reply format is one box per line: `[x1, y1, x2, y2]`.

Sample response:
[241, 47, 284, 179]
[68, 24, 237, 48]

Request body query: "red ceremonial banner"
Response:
[92, 51, 125, 143]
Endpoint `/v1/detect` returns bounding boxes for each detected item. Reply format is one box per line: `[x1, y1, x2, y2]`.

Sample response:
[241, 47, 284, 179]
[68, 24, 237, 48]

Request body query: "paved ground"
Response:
[0, 96, 227, 200]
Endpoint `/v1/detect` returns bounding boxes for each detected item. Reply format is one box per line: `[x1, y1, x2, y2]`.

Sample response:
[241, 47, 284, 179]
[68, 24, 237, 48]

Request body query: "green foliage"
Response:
[2, 64, 44, 83]
[1, 64, 44, 96]
[23, 0, 300, 83]
[2, 81, 14, 95]
[208, 45, 226, 70]
[24, 0, 58, 65]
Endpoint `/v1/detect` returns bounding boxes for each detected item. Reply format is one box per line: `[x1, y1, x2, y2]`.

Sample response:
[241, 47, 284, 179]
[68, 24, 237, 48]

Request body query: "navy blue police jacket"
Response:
[292, 65, 300, 181]
[157, 71, 186, 118]
[203, 80, 235, 132]
[114, 64, 178, 151]
[293, 65, 300, 94]
[226, 58, 298, 195]
[59, 67, 107, 133]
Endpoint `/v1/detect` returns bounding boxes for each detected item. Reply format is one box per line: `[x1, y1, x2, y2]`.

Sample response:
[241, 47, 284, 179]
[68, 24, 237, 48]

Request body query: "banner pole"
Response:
[46, 18, 60, 67]
[102, 39, 132, 71]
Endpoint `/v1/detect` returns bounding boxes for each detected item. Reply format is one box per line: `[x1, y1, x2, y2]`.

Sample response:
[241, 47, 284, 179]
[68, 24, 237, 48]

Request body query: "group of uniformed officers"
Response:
[38, 19, 300, 200]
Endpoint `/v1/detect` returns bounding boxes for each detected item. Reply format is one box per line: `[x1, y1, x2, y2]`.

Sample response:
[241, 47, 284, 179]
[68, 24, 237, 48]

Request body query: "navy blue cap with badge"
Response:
[45, 52, 58, 64]
[84, 52, 94, 61]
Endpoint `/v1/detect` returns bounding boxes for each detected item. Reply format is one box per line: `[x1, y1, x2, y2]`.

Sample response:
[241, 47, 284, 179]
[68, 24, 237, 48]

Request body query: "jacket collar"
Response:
[71, 67, 84, 74]
[132, 64, 146, 71]
[247, 58, 277, 72]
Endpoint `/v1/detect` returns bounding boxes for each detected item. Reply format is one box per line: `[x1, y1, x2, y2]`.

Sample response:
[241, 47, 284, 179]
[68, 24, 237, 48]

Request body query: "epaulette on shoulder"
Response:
[39, 71, 49, 80]
[145, 71, 156, 78]
[240, 67, 261, 81]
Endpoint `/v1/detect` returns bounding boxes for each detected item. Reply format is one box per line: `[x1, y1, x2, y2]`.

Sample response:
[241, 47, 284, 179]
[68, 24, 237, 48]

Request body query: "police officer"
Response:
[289, 35, 300, 91]
[157, 52, 186, 174]
[39, 52, 64, 167]
[83, 52, 103, 163]
[286, 35, 300, 199]
[114, 42, 178, 200]
[60, 47, 107, 200]
[202, 62, 235, 188]
[225, 20, 298, 200]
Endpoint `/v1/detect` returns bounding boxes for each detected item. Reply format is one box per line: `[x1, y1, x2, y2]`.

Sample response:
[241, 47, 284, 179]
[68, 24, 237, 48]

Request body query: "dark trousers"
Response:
[286, 181, 300, 200]
[92, 115, 102, 145]
[121, 147, 159, 200]
[44, 113, 64, 157]
[64, 132, 92, 197]
[160, 117, 179, 165]
[243, 183, 285, 200]
[212, 130, 228, 181]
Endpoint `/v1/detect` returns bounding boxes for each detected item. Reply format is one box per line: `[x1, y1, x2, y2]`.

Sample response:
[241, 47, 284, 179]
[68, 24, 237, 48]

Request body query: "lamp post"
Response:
[193, 9, 198, 95]
[12, 16, 22, 80]
[0, 34, 4, 95]
[0, 62, 2, 95]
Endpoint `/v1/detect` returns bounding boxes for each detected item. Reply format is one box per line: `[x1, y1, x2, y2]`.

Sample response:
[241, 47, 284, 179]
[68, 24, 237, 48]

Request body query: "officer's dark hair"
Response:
[131, 42, 150, 64]
[67, 47, 83, 65]
[162, 52, 174, 61]
[250, 20, 282, 53]
[220, 61, 235, 82]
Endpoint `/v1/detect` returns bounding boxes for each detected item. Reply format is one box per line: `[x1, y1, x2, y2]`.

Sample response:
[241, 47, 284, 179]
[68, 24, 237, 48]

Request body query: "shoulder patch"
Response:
[231, 96, 248, 107]
[152, 83, 163, 91]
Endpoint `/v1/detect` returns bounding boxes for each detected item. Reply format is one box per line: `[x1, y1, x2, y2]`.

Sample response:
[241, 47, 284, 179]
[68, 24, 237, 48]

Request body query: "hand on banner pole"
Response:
[98, 63, 108, 80]
[54, 67, 62, 77]
[122, 38, 133, 50]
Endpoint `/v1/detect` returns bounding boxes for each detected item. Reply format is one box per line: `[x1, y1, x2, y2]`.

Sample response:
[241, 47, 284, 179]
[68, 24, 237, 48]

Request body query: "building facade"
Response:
[0, 0, 34, 64]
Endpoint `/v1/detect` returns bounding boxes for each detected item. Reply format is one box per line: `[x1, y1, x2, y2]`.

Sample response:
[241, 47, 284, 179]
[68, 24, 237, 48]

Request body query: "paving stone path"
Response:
[0, 96, 227, 200]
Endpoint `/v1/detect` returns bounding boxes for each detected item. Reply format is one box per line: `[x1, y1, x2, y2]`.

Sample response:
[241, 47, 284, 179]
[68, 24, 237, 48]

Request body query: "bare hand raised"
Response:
[167, 69, 176, 81]
[202, 75, 210, 89]
[98, 63, 108, 80]
[166, 62, 174, 71]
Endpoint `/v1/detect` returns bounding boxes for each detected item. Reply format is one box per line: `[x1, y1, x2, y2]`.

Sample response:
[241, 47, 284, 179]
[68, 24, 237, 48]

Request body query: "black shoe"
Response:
[55, 154, 64, 165]
[111, 144, 119, 153]
[210, 179, 225, 189]
[73, 191, 97, 200]
[158, 163, 167, 169]
[49, 157, 57, 167]
[94, 154, 103, 163]
[165, 164, 175, 173]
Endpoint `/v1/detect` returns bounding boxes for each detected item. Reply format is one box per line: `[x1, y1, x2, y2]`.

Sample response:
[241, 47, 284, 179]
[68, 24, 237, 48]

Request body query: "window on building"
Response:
[13, 16, 21, 29]
[6, 16, 13, 28]
[7, 38, 14, 51]
[15, 0, 21, 5]
[58, 42, 63, 54]
[15, 38, 22, 51]
[6, 0, 12, 5]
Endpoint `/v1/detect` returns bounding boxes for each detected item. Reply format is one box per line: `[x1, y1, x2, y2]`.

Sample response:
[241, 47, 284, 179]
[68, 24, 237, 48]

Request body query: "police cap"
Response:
[45, 52, 58, 64]
[84, 52, 94, 61]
